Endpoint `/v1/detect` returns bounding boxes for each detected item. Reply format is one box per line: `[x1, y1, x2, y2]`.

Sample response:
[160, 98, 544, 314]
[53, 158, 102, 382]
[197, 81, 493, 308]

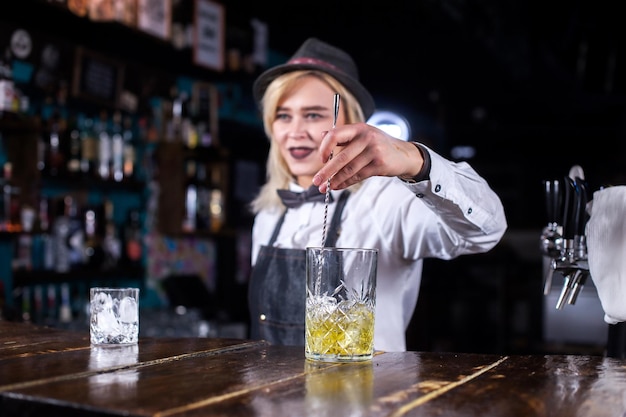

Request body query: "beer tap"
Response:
[566, 176, 590, 305]
[540, 179, 564, 295]
[551, 175, 590, 309]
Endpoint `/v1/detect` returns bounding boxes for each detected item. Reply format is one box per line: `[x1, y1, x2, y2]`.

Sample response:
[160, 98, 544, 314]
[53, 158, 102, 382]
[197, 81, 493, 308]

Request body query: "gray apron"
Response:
[248, 191, 351, 346]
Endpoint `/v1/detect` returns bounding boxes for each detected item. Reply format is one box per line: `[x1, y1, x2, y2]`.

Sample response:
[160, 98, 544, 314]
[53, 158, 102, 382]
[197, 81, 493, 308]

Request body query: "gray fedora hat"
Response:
[253, 37, 375, 119]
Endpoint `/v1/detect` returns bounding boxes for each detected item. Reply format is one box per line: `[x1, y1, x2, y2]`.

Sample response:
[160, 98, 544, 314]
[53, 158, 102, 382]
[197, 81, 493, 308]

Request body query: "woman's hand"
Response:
[312, 123, 424, 192]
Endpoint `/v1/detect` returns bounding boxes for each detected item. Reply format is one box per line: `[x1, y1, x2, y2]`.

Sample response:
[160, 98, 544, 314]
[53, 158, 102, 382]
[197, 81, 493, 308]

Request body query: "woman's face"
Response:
[271, 75, 345, 188]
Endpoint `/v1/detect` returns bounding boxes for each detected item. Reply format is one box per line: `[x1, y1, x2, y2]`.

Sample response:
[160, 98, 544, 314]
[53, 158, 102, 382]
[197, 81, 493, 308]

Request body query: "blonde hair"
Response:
[250, 70, 365, 214]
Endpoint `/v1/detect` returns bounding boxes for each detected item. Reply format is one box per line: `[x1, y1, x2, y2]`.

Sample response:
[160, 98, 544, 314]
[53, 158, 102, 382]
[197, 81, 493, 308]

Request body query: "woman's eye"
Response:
[275, 113, 290, 121]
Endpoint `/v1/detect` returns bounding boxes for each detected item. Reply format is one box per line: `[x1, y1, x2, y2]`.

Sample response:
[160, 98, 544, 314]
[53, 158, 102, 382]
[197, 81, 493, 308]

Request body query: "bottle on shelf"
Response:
[209, 166, 224, 232]
[13, 233, 33, 271]
[163, 86, 180, 143]
[51, 195, 84, 272]
[83, 205, 104, 269]
[13, 204, 36, 270]
[122, 115, 136, 180]
[178, 91, 198, 148]
[65, 196, 85, 269]
[209, 188, 224, 233]
[191, 82, 216, 147]
[51, 197, 71, 273]
[80, 117, 98, 177]
[111, 111, 124, 182]
[1, 162, 22, 232]
[66, 115, 82, 177]
[0, 47, 16, 114]
[37, 125, 47, 173]
[182, 158, 197, 232]
[123, 208, 143, 268]
[37, 196, 55, 271]
[45, 109, 65, 177]
[196, 163, 211, 231]
[101, 198, 121, 270]
[59, 283, 72, 324]
[44, 284, 57, 325]
[95, 111, 111, 181]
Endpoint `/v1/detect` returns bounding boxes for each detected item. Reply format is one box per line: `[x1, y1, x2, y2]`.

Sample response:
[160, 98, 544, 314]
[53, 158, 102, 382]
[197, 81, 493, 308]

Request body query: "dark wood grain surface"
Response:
[1, 320, 624, 417]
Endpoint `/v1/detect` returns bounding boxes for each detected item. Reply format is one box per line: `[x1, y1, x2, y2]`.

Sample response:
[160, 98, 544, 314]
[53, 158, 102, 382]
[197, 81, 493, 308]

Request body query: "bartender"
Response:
[247, 37, 507, 351]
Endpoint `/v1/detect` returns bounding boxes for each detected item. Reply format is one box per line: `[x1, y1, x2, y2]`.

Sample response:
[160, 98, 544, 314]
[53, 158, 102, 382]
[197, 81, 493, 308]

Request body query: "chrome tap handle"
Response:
[556, 274, 572, 310]
[567, 270, 588, 305]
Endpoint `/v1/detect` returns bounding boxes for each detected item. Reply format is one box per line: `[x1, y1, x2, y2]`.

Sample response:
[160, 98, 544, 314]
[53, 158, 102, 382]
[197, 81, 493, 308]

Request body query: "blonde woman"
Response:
[248, 37, 507, 351]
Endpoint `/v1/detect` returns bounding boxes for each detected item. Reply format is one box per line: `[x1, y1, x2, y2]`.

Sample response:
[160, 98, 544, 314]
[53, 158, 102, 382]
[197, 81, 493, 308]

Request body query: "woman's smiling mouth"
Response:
[289, 147, 315, 160]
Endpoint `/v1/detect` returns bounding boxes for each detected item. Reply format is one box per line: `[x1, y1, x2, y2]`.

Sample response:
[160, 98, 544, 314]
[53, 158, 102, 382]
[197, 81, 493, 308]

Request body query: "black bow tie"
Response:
[277, 185, 333, 208]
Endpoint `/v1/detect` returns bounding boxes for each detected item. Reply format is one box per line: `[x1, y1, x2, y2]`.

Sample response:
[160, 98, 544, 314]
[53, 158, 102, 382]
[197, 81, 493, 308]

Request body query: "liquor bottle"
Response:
[165, 86, 184, 142]
[51, 197, 70, 273]
[183, 184, 197, 232]
[13, 233, 33, 271]
[1, 163, 22, 232]
[177, 91, 197, 148]
[80, 117, 97, 177]
[95, 111, 111, 180]
[38, 196, 55, 270]
[46, 110, 65, 177]
[182, 159, 197, 232]
[66, 115, 82, 176]
[66, 196, 85, 269]
[44, 284, 57, 325]
[83, 205, 104, 269]
[13, 205, 34, 268]
[111, 111, 124, 182]
[0, 47, 15, 114]
[37, 127, 47, 173]
[123, 208, 143, 268]
[196, 163, 211, 231]
[122, 115, 135, 180]
[209, 166, 224, 232]
[191, 82, 215, 147]
[101, 199, 121, 270]
[58, 283, 72, 324]
[209, 189, 224, 233]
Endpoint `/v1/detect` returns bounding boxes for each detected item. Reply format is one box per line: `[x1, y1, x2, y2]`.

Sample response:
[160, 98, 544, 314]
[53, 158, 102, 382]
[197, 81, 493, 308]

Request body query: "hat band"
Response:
[287, 57, 344, 74]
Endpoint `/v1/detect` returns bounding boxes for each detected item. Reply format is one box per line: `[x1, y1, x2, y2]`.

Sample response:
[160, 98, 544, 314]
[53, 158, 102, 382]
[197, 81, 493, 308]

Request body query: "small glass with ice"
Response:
[305, 247, 377, 362]
[90, 287, 139, 346]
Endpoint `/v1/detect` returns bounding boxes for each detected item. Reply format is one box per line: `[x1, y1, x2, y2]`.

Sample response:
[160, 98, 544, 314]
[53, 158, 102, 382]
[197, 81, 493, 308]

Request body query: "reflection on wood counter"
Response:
[1, 320, 624, 416]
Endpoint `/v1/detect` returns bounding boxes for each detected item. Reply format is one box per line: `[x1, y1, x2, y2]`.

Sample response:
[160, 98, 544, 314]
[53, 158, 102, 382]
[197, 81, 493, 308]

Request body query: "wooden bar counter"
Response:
[1, 320, 624, 416]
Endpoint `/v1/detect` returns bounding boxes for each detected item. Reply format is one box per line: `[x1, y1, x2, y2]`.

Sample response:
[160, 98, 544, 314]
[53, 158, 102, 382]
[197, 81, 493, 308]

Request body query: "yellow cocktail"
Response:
[305, 247, 377, 362]
[305, 298, 375, 361]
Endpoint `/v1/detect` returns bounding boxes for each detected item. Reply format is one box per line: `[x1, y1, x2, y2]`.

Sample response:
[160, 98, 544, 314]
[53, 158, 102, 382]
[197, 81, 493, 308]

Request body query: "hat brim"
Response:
[253, 62, 376, 120]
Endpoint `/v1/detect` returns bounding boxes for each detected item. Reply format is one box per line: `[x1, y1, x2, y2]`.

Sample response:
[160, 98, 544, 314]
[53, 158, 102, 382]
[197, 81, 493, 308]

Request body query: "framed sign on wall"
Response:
[193, 0, 224, 71]
[137, 0, 172, 40]
[72, 47, 125, 107]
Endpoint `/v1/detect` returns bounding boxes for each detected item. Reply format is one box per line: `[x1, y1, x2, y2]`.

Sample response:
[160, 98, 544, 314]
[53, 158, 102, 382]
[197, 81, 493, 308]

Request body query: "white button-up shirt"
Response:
[252, 147, 507, 351]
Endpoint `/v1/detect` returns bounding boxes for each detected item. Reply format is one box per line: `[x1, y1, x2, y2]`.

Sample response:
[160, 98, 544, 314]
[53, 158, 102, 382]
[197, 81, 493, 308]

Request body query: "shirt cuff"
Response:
[399, 141, 431, 183]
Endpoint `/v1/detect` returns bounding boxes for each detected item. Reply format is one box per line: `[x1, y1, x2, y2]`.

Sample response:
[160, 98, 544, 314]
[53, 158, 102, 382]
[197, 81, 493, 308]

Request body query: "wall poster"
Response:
[72, 47, 124, 107]
[137, 0, 172, 40]
[193, 0, 224, 71]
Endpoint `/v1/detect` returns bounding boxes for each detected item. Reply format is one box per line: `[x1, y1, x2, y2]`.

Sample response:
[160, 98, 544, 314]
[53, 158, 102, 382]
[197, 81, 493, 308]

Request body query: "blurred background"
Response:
[1, 0, 623, 356]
